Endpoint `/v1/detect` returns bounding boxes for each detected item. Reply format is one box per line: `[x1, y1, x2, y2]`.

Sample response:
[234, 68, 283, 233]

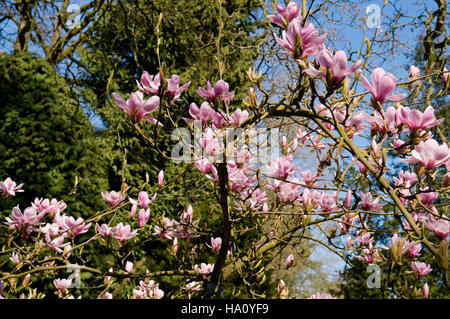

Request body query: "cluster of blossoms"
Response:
[1, 1, 448, 300]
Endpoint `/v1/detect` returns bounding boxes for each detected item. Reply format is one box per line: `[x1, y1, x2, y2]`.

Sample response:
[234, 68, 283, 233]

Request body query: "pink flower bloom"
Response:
[112, 223, 138, 242]
[407, 243, 422, 258]
[54, 278, 72, 293]
[286, 254, 294, 268]
[194, 263, 214, 275]
[398, 106, 444, 131]
[137, 71, 161, 95]
[316, 192, 338, 213]
[138, 208, 150, 228]
[113, 91, 161, 125]
[423, 283, 429, 299]
[197, 80, 234, 102]
[129, 191, 154, 217]
[0, 177, 24, 197]
[102, 292, 113, 299]
[359, 192, 384, 213]
[268, 2, 301, 28]
[357, 231, 374, 245]
[345, 190, 352, 208]
[409, 65, 420, 79]
[188, 102, 214, 125]
[4, 205, 44, 233]
[300, 170, 318, 185]
[308, 292, 336, 299]
[419, 189, 438, 207]
[40, 223, 60, 242]
[267, 155, 297, 180]
[165, 75, 191, 103]
[277, 279, 289, 299]
[306, 49, 361, 84]
[199, 128, 222, 156]
[101, 191, 125, 207]
[393, 171, 418, 188]
[97, 223, 114, 238]
[54, 212, 91, 237]
[125, 261, 133, 273]
[276, 180, 302, 202]
[411, 261, 432, 277]
[423, 215, 450, 240]
[401, 139, 450, 169]
[231, 109, 249, 126]
[206, 237, 222, 252]
[47, 235, 70, 253]
[275, 19, 326, 59]
[366, 106, 397, 134]
[33, 198, 66, 215]
[10, 252, 20, 264]
[361, 67, 405, 104]
[157, 170, 164, 187]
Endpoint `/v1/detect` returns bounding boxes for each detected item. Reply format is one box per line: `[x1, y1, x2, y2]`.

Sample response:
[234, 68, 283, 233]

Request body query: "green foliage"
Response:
[0, 52, 110, 218]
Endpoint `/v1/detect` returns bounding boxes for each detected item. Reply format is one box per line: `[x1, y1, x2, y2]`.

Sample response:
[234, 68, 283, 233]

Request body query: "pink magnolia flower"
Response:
[206, 237, 222, 252]
[47, 235, 70, 253]
[357, 231, 374, 245]
[197, 80, 234, 102]
[345, 190, 352, 208]
[138, 208, 150, 228]
[198, 128, 222, 156]
[137, 71, 161, 95]
[188, 102, 214, 125]
[286, 254, 294, 268]
[0, 177, 24, 197]
[300, 170, 318, 185]
[393, 171, 418, 188]
[129, 191, 155, 217]
[409, 65, 420, 79]
[411, 261, 432, 277]
[10, 252, 20, 265]
[97, 223, 114, 238]
[277, 280, 289, 299]
[102, 292, 113, 299]
[267, 155, 297, 180]
[423, 283, 429, 299]
[419, 189, 438, 207]
[275, 19, 326, 60]
[54, 212, 91, 237]
[125, 261, 134, 273]
[101, 191, 125, 207]
[401, 139, 450, 169]
[308, 292, 336, 299]
[268, 2, 301, 28]
[305, 49, 361, 85]
[157, 170, 164, 187]
[423, 215, 450, 240]
[316, 192, 338, 213]
[407, 243, 422, 258]
[112, 223, 138, 242]
[361, 67, 405, 104]
[113, 91, 161, 125]
[398, 106, 444, 131]
[359, 192, 384, 213]
[194, 263, 214, 275]
[164, 75, 191, 103]
[54, 278, 72, 293]
[276, 180, 302, 203]
[33, 198, 66, 215]
[4, 205, 44, 233]
[40, 223, 60, 242]
[366, 106, 397, 134]
[231, 109, 249, 126]
[356, 243, 381, 264]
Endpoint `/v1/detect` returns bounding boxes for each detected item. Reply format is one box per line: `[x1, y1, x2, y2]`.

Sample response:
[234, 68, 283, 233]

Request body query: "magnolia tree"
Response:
[0, 1, 449, 299]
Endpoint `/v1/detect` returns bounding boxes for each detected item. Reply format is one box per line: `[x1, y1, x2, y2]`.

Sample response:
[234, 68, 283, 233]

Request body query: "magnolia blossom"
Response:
[411, 262, 432, 277]
[165, 75, 191, 103]
[157, 170, 164, 187]
[231, 109, 249, 126]
[101, 191, 125, 207]
[137, 71, 161, 95]
[300, 170, 318, 185]
[197, 80, 234, 102]
[267, 155, 297, 180]
[138, 208, 151, 228]
[102, 292, 113, 299]
[275, 19, 326, 59]
[398, 106, 443, 131]
[54, 212, 91, 237]
[194, 263, 214, 275]
[112, 223, 138, 242]
[423, 215, 450, 240]
[0, 177, 24, 197]
[277, 280, 289, 299]
[286, 254, 294, 268]
[409, 65, 420, 79]
[361, 67, 405, 104]
[393, 171, 418, 188]
[54, 278, 72, 293]
[113, 91, 161, 125]
[401, 139, 450, 169]
[305, 49, 361, 85]
[407, 243, 422, 259]
[33, 198, 66, 215]
[97, 223, 114, 238]
[4, 205, 44, 234]
[423, 283, 429, 299]
[268, 2, 301, 28]
[359, 192, 384, 213]
[206, 237, 222, 252]
[129, 191, 155, 217]
[125, 261, 134, 273]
